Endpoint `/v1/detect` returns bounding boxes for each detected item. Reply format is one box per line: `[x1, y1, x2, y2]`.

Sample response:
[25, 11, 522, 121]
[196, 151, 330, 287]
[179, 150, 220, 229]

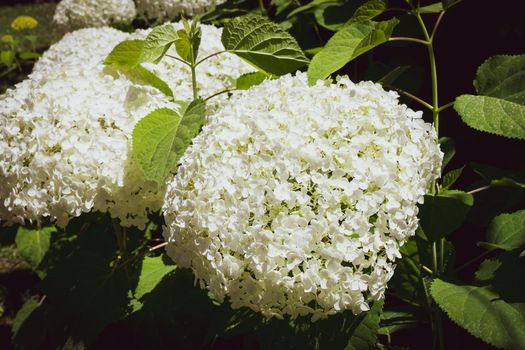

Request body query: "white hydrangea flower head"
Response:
[136, 0, 227, 21]
[53, 0, 137, 31]
[163, 73, 443, 320]
[0, 24, 253, 229]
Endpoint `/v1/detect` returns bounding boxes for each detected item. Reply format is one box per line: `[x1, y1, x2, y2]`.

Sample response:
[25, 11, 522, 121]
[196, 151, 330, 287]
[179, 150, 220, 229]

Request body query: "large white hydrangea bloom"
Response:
[163, 73, 443, 320]
[136, 0, 227, 21]
[53, 0, 137, 31]
[0, 24, 253, 228]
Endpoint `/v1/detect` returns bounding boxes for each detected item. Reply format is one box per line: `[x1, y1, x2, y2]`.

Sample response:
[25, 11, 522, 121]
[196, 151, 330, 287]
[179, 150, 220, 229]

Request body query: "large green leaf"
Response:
[418, 190, 473, 242]
[307, 18, 399, 85]
[454, 55, 525, 140]
[431, 279, 525, 349]
[135, 256, 177, 299]
[141, 25, 178, 63]
[345, 301, 384, 350]
[483, 210, 525, 251]
[15, 226, 55, 270]
[132, 100, 206, 183]
[221, 15, 309, 75]
[120, 65, 173, 98]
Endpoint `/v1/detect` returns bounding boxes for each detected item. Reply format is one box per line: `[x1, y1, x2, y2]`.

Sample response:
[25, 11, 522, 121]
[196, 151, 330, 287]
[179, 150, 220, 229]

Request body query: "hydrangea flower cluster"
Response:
[53, 0, 137, 31]
[136, 0, 227, 21]
[163, 73, 443, 320]
[0, 24, 253, 228]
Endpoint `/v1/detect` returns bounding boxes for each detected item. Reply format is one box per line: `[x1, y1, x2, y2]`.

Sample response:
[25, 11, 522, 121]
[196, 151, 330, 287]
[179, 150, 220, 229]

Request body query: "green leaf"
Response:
[0, 50, 15, 66]
[307, 18, 399, 85]
[345, 301, 384, 350]
[418, 190, 474, 241]
[120, 65, 173, 98]
[287, 0, 340, 18]
[438, 137, 455, 171]
[474, 258, 502, 282]
[141, 25, 178, 63]
[236, 71, 268, 90]
[12, 299, 39, 339]
[442, 0, 463, 10]
[431, 279, 525, 350]
[378, 65, 410, 86]
[174, 29, 191, 62]
[388, 238, 429, 306]
[15, 226, 55, 270]
[104, 39, 144, 67]
[471, 162, 525, 189]
[133, 100, 206, 182]
[104, 39, 173, 97]
[440, 166, 464, 191]
[222, 15, 309, 76]
[418, 2, 443, 13]
[485, 210, 525, 251]
[345, 0, 388, 25]
[378, 307, 420, 336]
[135, 256, 177, 299]
[19, 51, 40, 60]
[454, 55, 525, 140]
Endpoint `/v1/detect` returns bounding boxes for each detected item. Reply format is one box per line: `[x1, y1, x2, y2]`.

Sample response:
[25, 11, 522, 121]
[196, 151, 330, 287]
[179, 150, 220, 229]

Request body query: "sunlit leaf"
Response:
[307, 18, 399, 84]
[222, 15, 309, 75]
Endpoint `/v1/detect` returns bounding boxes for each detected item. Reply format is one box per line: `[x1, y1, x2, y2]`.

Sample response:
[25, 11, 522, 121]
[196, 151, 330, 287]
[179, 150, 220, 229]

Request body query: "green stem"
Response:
[195, 50, 226, 66]
[437, 101, 454, 112]
[417, 10, 445, 350]
[112, 219, 127, 261]
[191, 64, 198, 100]
[389, 37, 429, 45]
[258, 0, 265, 13]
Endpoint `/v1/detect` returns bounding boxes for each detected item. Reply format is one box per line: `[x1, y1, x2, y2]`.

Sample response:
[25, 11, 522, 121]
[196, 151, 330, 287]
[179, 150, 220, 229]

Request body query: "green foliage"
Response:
[141, 24, 178, 63]
[345, 301, 384, 350]
[307, 18, 399, 84]
[438, 137, 455, 171]
[480, 210, 525, 251]
[236, 71, 268, 89]
[440, 166, 464, 191]
[431, 279, 525, 350]
[418, 190, 474, 242]
[134, 256, 176, 299]
[418, 2, 443, 13]
[132, 100, 206, 183]
[454, 55, 525, 140]
[471, 162, 525, 189]
[12, 299, 39, 339]
[104, 39, 173, 97]
[15, 226, 55, 270]
[474, 259, 502, 282]
[104, 39, 144, 67]
[345, 0, 388, 25]
[221, 15, 309, 75]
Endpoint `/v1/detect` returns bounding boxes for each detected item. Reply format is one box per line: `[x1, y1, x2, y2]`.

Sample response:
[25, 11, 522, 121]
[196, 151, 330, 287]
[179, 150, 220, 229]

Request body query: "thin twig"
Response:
[149, 242, 168, 252]
[386, 85, 433, 110]
[195, 50, 227, 66]
[455, 249, 493, 273]
[204, 88, 236, 102]
[437, 101, 454, 112]
[431, 11, 446, 41]
[165, 54, 192, 67]
[389, 37, 429, 46]
[468, 186, 490, 195]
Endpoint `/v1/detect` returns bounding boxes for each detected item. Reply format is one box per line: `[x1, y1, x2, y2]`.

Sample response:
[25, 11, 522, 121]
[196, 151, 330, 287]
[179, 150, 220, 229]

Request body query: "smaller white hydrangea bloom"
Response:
[0, 24, 253, 229]
[136, 0, 227, 21]
[163, 73, 443, 320]
[53, 0, 137, 31]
